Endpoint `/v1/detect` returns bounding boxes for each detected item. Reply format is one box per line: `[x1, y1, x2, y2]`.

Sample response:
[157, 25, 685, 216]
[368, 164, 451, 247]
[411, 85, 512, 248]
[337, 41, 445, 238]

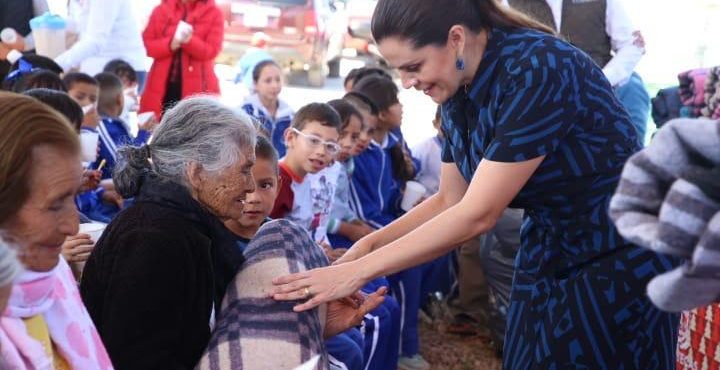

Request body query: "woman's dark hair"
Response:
[23, 88, 84, 132]
[327, 99, 363, 131]
[343, 91, 379, 116]
[252, 60, 280, 83]
[255, 135, 279, 175]
[371, 0, 554, 47]
[352, 75, 398, 111]
[103, 59, 138, 84]
[10, 70, 66, 93]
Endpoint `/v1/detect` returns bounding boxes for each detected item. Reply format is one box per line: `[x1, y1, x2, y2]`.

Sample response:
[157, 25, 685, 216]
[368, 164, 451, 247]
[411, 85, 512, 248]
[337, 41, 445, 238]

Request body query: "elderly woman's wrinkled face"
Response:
[192, 146, 257, 221]
[5, 145, 81, 272]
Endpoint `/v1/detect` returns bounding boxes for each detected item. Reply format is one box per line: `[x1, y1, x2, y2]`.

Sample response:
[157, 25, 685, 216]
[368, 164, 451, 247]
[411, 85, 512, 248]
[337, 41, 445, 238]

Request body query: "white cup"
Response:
[137, 112, 155, 126]
[1, 28, 17, 44]
[78, 222, 107, 244]
[174, 21, 193, 42]
[401, 181, 427, 212]
[79, 131, 99, 163]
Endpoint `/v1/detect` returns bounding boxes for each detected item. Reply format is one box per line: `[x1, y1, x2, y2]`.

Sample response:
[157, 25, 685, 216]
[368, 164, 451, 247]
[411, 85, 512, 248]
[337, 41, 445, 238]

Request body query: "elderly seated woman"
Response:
[80, 96, 383, 370]
[0, 92, 113, 369]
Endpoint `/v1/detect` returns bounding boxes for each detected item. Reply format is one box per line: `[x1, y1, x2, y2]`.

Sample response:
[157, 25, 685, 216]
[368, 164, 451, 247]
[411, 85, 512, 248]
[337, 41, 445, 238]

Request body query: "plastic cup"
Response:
[174, 21, 193, 42]
[78, 222, 107, 244]
[80, 131, 99, 163]
[137, 112, 155, 126]
[401, 181, 427, 212]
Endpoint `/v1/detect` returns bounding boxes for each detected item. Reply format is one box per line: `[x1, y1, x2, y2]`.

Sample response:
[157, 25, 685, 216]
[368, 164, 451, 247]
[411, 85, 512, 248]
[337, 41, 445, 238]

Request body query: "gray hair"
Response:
[0, 236, 21, 287]
[113, 96, 257, 198]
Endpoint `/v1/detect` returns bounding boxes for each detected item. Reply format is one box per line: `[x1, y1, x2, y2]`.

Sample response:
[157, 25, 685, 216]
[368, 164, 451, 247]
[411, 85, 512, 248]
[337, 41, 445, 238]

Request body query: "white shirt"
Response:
[502, 0, 644, 86]
[307, 162, 343, 245]
[412, 136, 442, 196]
[55, 0, 147, 74]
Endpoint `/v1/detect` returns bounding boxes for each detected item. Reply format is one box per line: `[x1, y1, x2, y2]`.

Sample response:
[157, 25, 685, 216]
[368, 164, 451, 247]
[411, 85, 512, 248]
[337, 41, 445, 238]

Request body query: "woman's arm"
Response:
[181, 9, 224, 61]
[335, 162, 469, 264]
[274, 156, 543, 311]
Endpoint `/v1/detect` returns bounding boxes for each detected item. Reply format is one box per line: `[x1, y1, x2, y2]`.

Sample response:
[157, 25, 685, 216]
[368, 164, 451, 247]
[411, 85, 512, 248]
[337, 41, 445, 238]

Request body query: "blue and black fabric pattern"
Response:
[441, 27, 678, 369]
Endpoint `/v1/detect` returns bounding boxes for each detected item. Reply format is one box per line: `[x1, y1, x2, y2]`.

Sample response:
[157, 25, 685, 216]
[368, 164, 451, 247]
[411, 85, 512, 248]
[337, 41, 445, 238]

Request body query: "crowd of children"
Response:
[0, 50, 454, 370]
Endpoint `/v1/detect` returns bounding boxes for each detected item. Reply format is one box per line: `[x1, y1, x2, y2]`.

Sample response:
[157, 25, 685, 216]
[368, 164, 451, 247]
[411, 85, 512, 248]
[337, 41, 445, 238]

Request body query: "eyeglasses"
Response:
[291, 128, 341, 156]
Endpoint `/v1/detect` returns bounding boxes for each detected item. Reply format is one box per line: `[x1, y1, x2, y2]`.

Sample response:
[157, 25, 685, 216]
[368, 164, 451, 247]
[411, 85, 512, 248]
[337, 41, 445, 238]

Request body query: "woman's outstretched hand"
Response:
[271, 261, 370, 312]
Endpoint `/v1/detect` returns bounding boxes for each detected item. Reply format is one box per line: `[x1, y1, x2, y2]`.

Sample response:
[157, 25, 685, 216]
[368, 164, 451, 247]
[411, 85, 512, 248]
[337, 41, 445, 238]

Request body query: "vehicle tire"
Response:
[327, 58, 341, 78]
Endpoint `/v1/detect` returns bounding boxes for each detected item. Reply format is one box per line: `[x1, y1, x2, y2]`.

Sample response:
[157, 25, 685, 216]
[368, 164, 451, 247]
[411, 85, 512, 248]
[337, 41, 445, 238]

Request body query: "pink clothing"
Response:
[0, 258, 113, 370]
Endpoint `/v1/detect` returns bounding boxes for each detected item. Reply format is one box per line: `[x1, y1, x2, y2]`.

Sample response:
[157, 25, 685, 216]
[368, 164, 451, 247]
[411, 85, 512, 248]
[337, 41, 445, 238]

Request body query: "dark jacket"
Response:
[80, 175, 244, 370]
[139, 0, 223, 118]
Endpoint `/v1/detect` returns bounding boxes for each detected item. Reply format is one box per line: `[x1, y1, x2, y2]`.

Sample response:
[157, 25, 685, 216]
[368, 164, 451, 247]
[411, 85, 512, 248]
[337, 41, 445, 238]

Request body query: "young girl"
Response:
[241, 60, 294, 157]
[350, 76, 430, 370]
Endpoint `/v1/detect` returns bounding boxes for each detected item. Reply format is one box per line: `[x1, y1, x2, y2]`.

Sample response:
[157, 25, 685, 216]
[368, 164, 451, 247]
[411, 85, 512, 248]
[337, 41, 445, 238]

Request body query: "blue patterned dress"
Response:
[441, 27, 679, 369]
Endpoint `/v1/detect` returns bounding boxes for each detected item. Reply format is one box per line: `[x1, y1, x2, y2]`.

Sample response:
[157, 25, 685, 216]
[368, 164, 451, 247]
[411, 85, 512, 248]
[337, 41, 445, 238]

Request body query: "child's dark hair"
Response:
[352, 75, 399, 111]
[327, 99, 362, 131]
[94, 72, 124, 116]
[9, 55, 63, 75]
[343, 91, 379, 116]
[252, 60, 280, 83]
[11, 70, 66, 93]
[291, 102, 342, 132]
[349, 67, 392, 87]
[23, 88, 84, 132]
[103, 59, 138, 85]
[435, 105, 442, 121]
[255, 135, 279, 174]
[353, 77, 413, 184]
[62, 72, 98, 90]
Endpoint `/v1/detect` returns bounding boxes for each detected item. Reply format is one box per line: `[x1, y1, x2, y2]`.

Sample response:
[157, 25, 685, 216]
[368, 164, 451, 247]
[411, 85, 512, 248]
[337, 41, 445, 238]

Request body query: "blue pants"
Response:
[615, 72, 650, 145]
[361, 278, 400, 370]
[327, 329, 364, 370]
[388, 266, 423, 357]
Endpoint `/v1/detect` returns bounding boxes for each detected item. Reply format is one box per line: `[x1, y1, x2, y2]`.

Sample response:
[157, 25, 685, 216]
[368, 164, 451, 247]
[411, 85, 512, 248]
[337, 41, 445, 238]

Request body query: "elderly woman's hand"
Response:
[323, 287, 386, 339]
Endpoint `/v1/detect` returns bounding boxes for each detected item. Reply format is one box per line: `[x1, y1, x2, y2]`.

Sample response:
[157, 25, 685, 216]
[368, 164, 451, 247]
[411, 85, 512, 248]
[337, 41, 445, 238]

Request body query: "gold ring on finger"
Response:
[303, 287, 311, 298]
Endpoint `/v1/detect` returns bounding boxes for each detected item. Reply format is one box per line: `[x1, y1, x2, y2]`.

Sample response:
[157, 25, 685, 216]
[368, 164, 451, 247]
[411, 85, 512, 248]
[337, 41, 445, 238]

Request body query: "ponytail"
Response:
[113, 145, 152, 198]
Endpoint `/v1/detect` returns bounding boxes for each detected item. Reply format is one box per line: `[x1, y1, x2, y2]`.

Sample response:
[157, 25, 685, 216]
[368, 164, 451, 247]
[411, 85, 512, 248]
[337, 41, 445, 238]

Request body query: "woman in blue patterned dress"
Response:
[271, 0, 679, 368]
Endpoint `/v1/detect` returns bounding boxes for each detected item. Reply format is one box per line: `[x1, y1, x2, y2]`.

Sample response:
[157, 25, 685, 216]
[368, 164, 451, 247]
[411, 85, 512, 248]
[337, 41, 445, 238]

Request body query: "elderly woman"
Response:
[0, 92, 113, 369]
[80, 97, 382, 370]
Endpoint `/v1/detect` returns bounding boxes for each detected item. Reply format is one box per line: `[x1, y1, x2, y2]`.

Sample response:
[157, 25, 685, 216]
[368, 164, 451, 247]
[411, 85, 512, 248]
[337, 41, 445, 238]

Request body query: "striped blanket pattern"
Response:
[610, 118, 720, 312]
[196, 219, 330, 370]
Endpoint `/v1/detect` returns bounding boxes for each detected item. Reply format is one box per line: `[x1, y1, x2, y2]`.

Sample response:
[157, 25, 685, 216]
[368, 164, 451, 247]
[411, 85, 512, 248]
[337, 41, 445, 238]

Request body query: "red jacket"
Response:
[140, 0, 223, 118]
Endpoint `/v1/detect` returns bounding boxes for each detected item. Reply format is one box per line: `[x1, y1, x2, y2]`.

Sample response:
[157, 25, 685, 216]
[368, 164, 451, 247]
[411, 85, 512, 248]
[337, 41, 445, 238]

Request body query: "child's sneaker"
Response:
[398, 354, 430, 370]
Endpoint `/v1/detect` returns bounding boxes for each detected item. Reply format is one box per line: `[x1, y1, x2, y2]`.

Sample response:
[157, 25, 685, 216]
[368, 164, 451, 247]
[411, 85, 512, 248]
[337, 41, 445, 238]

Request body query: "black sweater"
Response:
[80, 175, 244, 370]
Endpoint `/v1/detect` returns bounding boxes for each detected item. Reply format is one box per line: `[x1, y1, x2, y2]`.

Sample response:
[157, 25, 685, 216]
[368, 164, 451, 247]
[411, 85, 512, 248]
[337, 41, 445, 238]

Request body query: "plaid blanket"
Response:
[610, 118, 720, 312]
[196, 219, 330, 370]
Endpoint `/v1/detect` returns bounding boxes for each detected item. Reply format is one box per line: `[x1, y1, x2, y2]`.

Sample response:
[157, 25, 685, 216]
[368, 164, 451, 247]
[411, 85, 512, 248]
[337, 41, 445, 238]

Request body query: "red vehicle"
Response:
[216, 0, 336, 86]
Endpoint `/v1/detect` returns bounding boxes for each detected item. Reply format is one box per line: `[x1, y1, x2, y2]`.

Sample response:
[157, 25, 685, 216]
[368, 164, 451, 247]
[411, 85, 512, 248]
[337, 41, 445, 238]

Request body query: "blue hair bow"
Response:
[3, 58, 35, 82]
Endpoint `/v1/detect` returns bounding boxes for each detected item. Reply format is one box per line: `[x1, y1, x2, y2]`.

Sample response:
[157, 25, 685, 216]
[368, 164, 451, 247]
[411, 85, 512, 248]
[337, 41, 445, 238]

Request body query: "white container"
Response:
[78, 222, 107, 244]
[80, 130, 99, 163]
[0, 28, 17, 44]
[401, 181, 427, 212]
[29, 13, 66, 59]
